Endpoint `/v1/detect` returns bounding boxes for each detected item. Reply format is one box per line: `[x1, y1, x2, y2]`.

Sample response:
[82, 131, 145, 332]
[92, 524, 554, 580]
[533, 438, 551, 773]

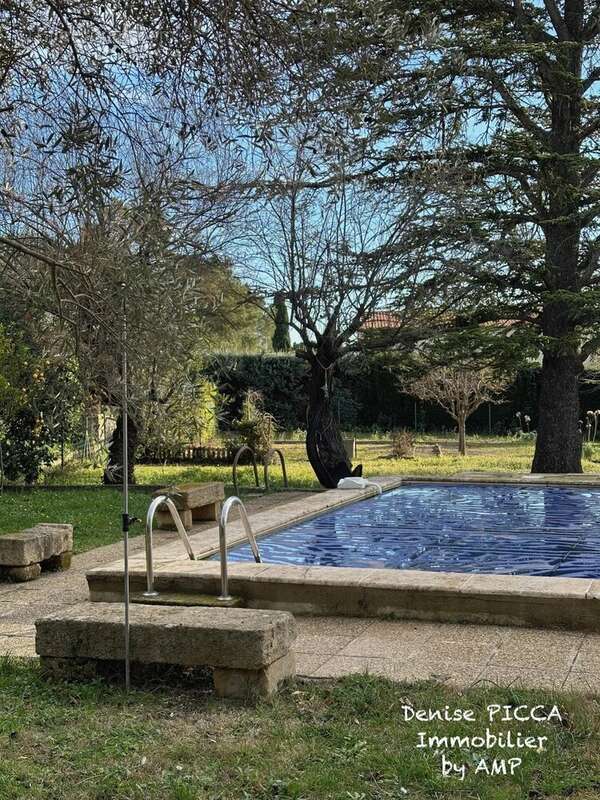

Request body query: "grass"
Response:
[0, 489, 150, 554]
[3, 438, 600, 553]
[0, 660, 598, 800]
[42, 438, 600, 490]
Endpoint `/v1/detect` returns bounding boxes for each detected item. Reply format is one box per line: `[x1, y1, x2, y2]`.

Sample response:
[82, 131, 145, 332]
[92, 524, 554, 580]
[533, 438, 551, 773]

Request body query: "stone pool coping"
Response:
[86, 473, 600, 631]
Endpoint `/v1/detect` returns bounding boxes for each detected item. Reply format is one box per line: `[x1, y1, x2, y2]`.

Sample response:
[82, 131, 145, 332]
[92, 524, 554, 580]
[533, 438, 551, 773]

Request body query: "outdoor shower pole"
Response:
[121, 289, 131, 691]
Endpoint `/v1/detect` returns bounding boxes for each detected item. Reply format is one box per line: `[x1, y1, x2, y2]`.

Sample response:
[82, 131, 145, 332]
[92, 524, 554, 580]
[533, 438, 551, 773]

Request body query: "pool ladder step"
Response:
[131, 591, 245, 609]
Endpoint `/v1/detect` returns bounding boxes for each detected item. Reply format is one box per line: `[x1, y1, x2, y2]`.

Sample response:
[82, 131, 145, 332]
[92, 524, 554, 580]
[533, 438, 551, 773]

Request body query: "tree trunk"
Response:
[103, 411, 138, 485]
[457, 415, 466, 456]
[531, 351, 582, 473]
[305, 356, 359, 488]
[532, 217, 583, 473]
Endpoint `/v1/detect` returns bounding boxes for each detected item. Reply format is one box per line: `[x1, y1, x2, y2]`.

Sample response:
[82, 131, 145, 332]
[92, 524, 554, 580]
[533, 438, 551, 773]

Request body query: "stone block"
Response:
[35, 602, 296, 672]
[6, 564, 42, 582]
[153, 482, 225, 511]
[192, 500, 221, 522]
[155, 508, 193, 531]
[0, 523, 73, 567]
[45, 552, 73, 572]
[213, 651, 295, 698]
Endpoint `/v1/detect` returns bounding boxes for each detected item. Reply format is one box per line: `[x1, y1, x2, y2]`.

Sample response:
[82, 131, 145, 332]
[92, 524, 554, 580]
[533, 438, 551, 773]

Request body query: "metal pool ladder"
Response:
[218, 496, 262, 602]
[144, 495, 196, 598]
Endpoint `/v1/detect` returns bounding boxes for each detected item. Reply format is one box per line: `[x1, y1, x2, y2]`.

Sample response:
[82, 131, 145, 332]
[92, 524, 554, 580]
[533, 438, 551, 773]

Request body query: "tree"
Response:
[409, 368, 509, 455]
[241, 139, 455, 487]
[286, 0, 600, 473]
[272, 295, 292, 351]
[0, 3, 295, 333]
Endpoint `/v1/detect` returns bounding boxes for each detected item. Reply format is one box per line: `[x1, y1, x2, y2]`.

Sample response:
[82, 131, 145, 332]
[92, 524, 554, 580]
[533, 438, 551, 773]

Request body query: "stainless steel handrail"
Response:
[218, 495, 261, 601]
[144, 495, 195, 597]
[232, 445, 261, 495]
[263, 447, 288, 491]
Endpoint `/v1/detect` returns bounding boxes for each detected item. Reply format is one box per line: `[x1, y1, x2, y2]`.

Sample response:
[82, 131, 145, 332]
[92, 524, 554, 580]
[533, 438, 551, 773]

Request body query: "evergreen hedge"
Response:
[204, 353, 600, 434]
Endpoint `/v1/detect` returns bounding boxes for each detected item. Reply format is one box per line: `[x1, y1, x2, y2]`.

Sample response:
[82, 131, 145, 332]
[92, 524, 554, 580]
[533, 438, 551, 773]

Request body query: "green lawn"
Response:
[0, 489, 150, 554]
[0, 661, 598, 800]
[3, 438, 600, 554]
[43, 438, 564, 491]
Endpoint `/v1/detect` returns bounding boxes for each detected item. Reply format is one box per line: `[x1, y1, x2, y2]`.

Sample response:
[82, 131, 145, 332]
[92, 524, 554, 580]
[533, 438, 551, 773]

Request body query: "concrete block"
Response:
[192, 501, 221, 522]
[6, 564, 42, 582]
[153, 483, 225, 511]
[155, 508, 193, 531]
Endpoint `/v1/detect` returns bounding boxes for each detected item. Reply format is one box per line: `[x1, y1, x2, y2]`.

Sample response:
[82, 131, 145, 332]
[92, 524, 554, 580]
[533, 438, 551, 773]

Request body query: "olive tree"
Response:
[241, 137, 455, 486]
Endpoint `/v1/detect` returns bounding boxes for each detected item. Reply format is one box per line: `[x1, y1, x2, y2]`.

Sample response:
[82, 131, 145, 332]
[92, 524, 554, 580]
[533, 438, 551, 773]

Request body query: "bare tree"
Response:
[240, 137, 456, 486]
[409, 368, 509, 456]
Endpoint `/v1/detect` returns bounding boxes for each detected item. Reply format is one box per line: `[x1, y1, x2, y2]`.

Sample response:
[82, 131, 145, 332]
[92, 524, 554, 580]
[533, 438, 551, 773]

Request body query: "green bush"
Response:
[0, 326, 77, 483]
[137, 378, 220, 460]
[230, 390, 276, 458]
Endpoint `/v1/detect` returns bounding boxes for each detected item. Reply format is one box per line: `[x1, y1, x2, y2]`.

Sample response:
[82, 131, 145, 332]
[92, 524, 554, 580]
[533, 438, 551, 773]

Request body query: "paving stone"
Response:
[339, 636, 422, 660]
[294, 634, 356, 655]
[0, 637, 37, 657]
[293, 616, 373, 638]
[412, 640, 497, 666]
[313, 655, 398, 679]
[365, 619, 440, 641]
[492, 638, 581, 669]
[294, 651, 334, 675]
[0, 623, 36, 637]
[562, 670, 600, 693]
[400, 658, 485, 687]
[425, 622, 511, 645]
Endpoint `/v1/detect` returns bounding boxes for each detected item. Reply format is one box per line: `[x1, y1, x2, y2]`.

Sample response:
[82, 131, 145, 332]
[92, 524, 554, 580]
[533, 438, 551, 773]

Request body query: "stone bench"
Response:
[35, 602, 296, 698]
[0, 523, 73, 582]
[153, 482, 225, 531]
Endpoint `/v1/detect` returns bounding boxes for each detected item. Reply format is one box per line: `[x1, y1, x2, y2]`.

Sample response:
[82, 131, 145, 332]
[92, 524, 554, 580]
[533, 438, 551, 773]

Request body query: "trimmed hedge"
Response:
[204, 353, 600, 434]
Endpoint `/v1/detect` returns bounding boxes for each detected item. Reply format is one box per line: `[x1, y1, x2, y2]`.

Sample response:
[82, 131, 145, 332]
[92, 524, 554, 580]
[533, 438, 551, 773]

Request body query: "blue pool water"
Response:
[216, 483, 600, 578]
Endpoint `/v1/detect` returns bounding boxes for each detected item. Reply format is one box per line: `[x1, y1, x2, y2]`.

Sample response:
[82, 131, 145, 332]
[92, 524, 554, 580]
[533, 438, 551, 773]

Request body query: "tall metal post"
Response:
[121, 289, 131, 691]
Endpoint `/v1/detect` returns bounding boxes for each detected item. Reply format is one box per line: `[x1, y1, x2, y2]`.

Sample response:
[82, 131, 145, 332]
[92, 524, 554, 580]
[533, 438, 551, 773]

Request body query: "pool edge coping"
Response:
[86, 472, 600, 630]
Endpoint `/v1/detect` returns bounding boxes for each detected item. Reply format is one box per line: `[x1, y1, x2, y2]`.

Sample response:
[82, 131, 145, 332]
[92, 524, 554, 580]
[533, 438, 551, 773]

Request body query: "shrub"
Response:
[0, 325, 77, 484]
[231, 390, 276, 459]
[391, 429, 415, 458]
[137, 378, 220, 461]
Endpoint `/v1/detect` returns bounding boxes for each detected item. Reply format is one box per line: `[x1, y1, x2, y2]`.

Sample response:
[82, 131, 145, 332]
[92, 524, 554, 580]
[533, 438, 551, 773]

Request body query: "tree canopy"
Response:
[271, 0, 600, 472]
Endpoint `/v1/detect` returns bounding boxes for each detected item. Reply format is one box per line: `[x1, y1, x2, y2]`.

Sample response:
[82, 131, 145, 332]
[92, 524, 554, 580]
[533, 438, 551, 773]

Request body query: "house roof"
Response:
[361, 311, 404, 330]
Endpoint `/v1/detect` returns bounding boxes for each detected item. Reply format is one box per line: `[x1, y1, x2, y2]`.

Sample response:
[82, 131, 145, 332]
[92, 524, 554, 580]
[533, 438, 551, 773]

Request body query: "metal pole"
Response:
[121, 290, 131, 691]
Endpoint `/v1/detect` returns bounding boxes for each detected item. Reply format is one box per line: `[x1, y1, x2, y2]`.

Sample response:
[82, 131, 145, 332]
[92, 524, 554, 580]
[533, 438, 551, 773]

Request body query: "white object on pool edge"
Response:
[337, 477, 383, 495]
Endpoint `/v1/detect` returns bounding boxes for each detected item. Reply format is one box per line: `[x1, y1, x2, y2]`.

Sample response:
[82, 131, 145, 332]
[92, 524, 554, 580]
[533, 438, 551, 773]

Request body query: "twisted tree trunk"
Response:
[305, 354, 361, 488]
[103, 411, 138, 485]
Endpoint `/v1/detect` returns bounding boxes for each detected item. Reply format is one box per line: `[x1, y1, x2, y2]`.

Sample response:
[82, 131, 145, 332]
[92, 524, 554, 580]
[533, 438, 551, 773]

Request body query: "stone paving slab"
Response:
[290, 616, 600, 693]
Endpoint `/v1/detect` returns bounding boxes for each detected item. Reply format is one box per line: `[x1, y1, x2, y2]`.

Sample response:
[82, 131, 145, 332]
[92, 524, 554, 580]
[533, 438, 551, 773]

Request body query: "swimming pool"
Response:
[216, 482, 600, 578]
